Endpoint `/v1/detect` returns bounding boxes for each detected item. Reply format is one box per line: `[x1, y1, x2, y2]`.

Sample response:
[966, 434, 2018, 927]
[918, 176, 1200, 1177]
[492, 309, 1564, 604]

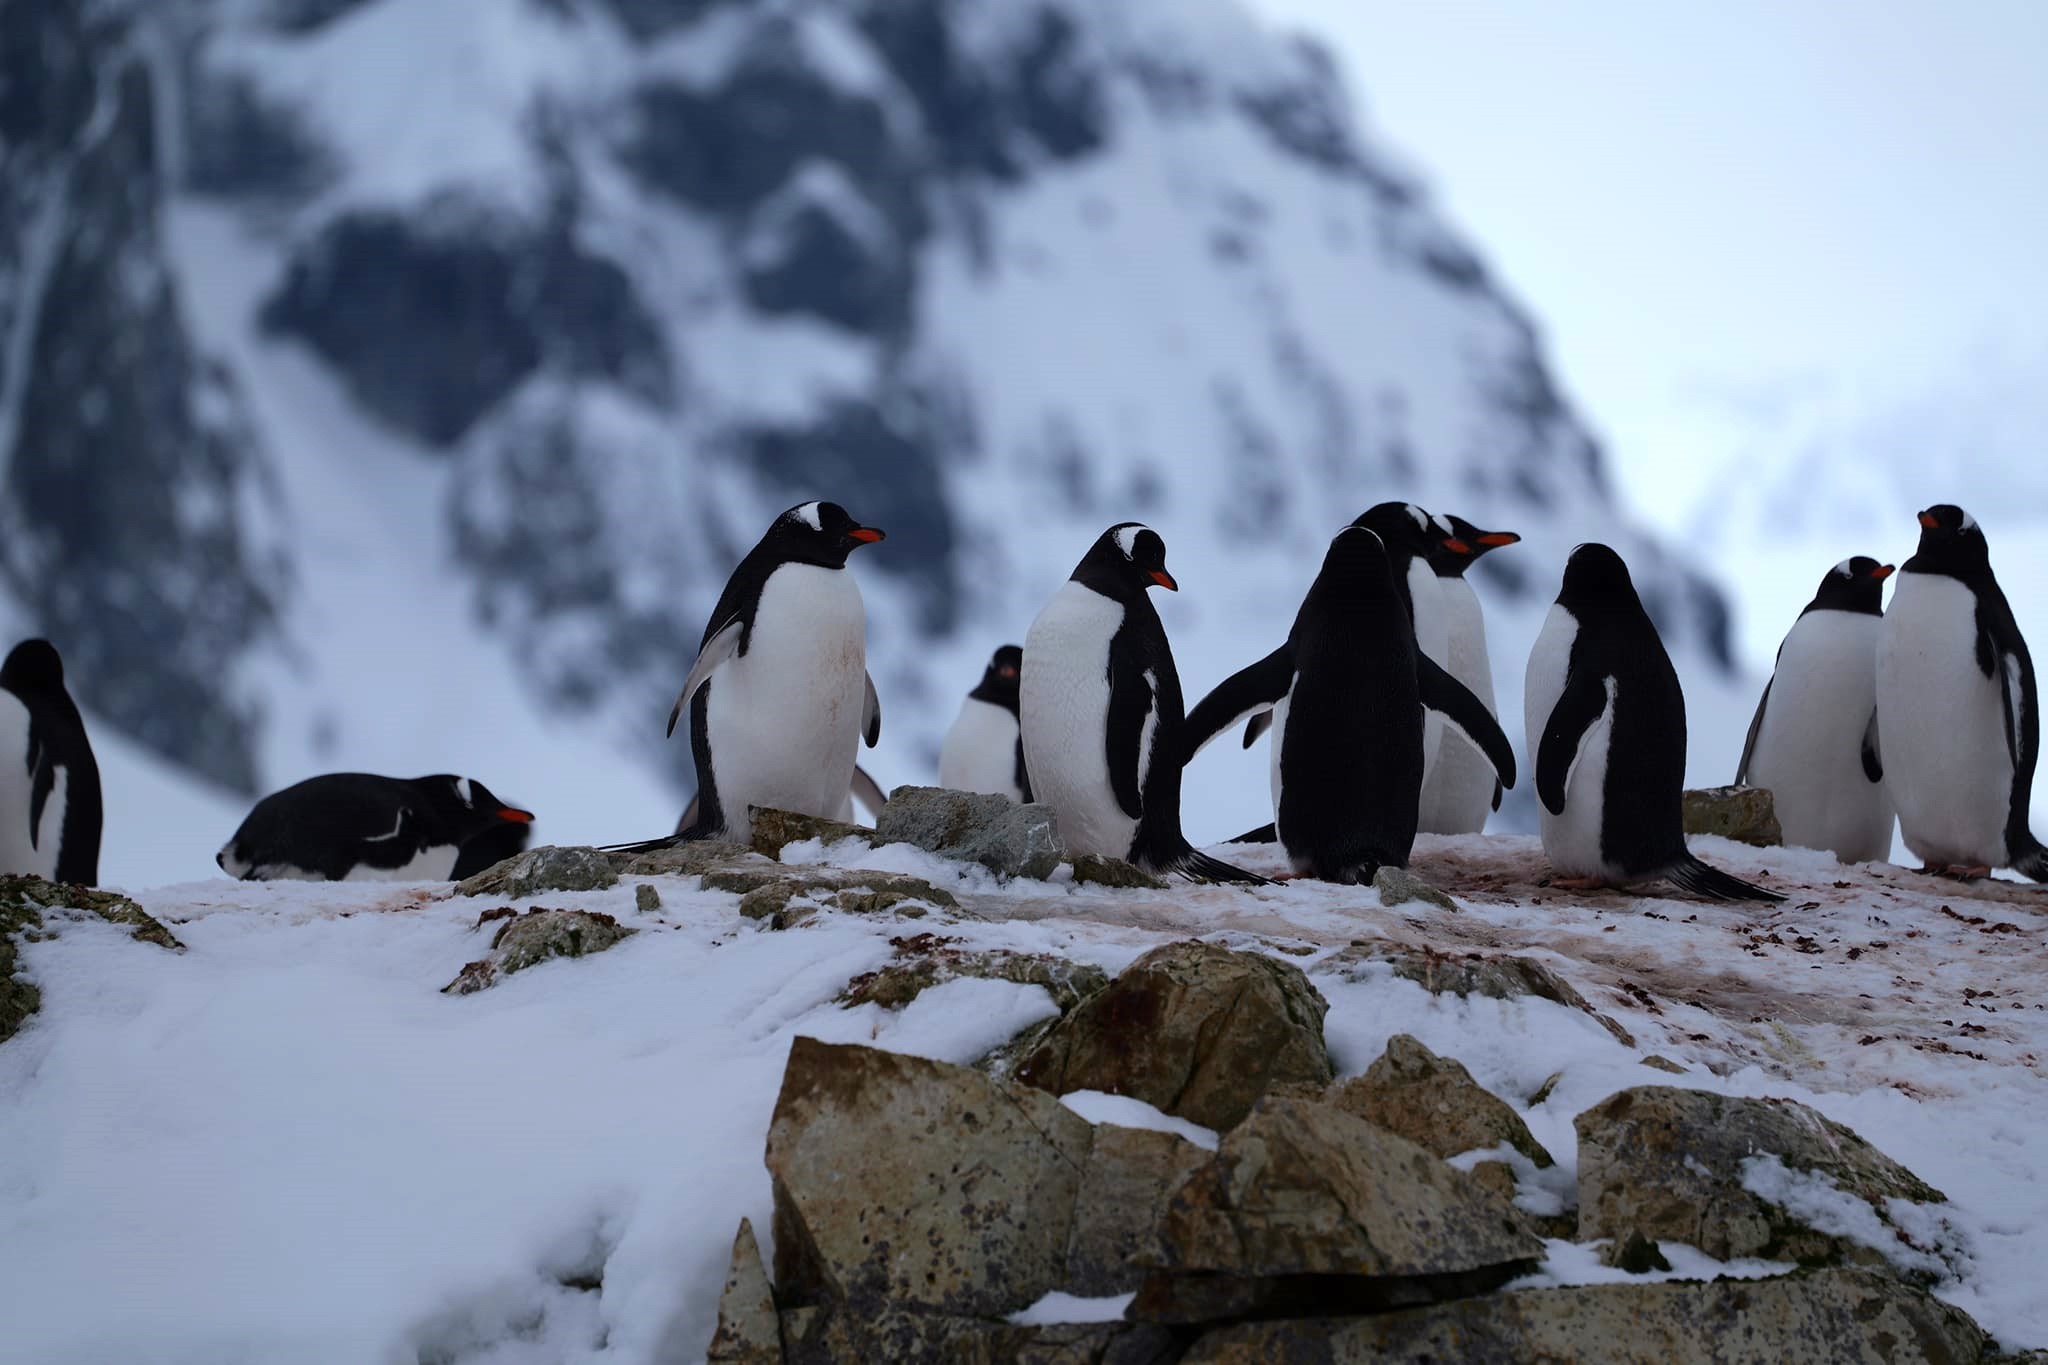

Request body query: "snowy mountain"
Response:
[2, 0, 1744, 884]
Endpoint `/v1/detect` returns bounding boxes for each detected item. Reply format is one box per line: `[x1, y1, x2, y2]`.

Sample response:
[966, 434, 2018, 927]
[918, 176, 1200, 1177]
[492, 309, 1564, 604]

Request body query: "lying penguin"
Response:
[218, 774, 535, 881]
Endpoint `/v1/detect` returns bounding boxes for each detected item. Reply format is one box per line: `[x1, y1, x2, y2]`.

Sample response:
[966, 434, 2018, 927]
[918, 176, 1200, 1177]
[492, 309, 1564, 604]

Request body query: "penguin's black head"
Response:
[1425, 513, 1522, 577]
[415, 775, 536, 840]
[1314, 526, 1399, 600]
[768, 501, 886, 568]
[1350, 502, 1436, 564]
[971, 644, 1025, 708]
[0, 638, 66, 693]
[1558, 542, 1640, 609]
[1074, 523, 1176, 598]
[1807, 556, 1893, 616]
[1907, 504, 1991, 580]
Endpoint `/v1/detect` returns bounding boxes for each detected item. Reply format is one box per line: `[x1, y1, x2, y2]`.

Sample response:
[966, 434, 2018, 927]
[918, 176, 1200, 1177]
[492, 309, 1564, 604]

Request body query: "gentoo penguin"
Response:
[1876, 505, 2047, 881]
[217, 774, 535, 881]
[939, 644, 1032, 802]
[0, 639, 102, 885]
[1184, 528, 1515, 883]
[1020, 523, 1262, 882]
[1524, 544, 1783, 901]
[1417, 515, 1521, 834]
[1735, 557, 1897, 863]
[449, 804, 534, 880]
[673, 765, 888, 834]
[665, 501, 884, 843]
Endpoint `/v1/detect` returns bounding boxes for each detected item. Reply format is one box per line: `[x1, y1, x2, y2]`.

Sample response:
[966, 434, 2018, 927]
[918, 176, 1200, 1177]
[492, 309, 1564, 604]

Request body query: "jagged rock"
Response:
[634, 883, 661, 912]
[606, 840, 764, 878]
[2, 876, 185, 1044]
[1576, 1086, 1951, 1271]
[1178, 1268, 1991, 1364]
[1467, 1161, 1520, 1204]
[1326, 1034, 1553, 1168]
[1067, 1124, 1214, 1297]
[1683, 785, 1783, 847]
[707, 1219, 781, 1364]
[1069, 854, 1168, 889]
[1133, 1097, 1543, 1323]
[874, 786, 1065, 879]
[1017, 941, 1334, 1131]
[779, 1305, 1153, 1365]
[1641, 1054, 1687, 1074]
[1373, 867, 1458, 912]
[749, 808, 876, 860]
[1326, 943, 1635, 1047]
[456, 845, 619, 898]
[442, 909, 636, 994]
[1601, 1230, 1673, 1274]
[839, 936, 1107, 1012]
[729, 871, 956, 930]
[765, 1037, 1092, 1317]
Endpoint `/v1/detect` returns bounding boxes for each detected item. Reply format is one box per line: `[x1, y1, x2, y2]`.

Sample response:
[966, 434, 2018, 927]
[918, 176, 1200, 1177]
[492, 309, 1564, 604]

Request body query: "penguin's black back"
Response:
[223, 773, 513, 881]
[1, 639, 101, 886]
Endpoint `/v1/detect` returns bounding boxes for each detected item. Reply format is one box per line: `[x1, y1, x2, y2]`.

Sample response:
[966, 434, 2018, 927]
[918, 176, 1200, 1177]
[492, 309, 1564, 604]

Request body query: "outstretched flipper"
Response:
[1417, 654, 1516, 789]
[1536, 669, 1611, 816]
[1735, 675, 1773, 786]
[862, 672, 882, 748]
[1664, 854, 1786, 903]
[850, 765, 887, 819]
[666, 618, 743, 738]
[1183, 645, 1293, 762]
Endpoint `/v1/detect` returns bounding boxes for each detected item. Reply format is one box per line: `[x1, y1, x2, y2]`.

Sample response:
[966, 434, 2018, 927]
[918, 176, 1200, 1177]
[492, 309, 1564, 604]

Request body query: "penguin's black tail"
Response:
[1162, 844, 1271, 886]
[2012, 836, 2048, 884]
[1225, 822, 1278, 844]
[1664, 854, 1786, 903]
[600, 830, 701, 855]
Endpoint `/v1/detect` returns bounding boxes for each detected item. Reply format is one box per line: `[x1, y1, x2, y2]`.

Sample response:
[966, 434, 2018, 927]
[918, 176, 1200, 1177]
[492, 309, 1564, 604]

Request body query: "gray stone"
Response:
[1373, 866, 1458, 912]
[729, 870, 958, 930]
[778, 1306, 1155, 1365]
[1325, 943, 1635, 1047]
[1326, 1034, 1553, 1168]
[442, 908, 636, 994]
[1600, 1229, 1673, 1274]
[874, 786, 1066, 879]
[1683, 785, 1783, 847]
[1576, 1086, 1953, 1272]
[634, 883, 661, 912]
[839, 939, 1108, 1014]
[1017, 940, 1334, 1131]
[1179, 1268, 1991, 1364]
[749, 808, 875, 860]
[1066, 1124, 1213, 1296]
[607, 840, 763, 878]
[1641, 1054, 1686, 1074]
[3, 876, 185, 1045]
[1068, 853, 1169, 889]
[456, 845, 618, 898]
[707, 1219, 781, 1364]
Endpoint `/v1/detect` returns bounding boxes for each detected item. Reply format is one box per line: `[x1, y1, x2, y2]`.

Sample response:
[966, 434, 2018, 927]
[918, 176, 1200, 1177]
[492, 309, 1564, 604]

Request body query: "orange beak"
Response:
[1149, 569, 1179, 591]
[498, 807, 535, 823]
[1442, 538, 1473, 555]
[848, 526, 885, 544]
[1870, 564, 1896, 581]
[1476, 531, 1521, 547]
[1918, 512, 1938, 529]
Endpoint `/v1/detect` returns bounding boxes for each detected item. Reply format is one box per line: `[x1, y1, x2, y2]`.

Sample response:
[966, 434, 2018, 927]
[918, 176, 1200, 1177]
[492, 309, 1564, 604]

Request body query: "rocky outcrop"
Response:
[749, 809, 875, 861]
[1, 876, 185, 1044]
[1068, 854, 1168, 889]
[1067, 1124, 1214, 1297]
[705, 866, 957, 930]
[1684, 786, 1784, 847]
[1326, 1034, 1552, 1169]
[1325, 943, 1635, 1047]
[874, 787, 1065, 879]
[838, 934, 1107, 1013]
[606, 840, 764, 878]
[456, 846, 619, 898]
[442, 908, 635, 994]
[1016, 941, 1334, 1130]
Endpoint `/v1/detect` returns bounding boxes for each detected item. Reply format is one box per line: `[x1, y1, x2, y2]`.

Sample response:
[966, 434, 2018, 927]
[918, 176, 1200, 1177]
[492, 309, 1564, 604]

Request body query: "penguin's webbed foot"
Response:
[1917, 863, 1992, 881]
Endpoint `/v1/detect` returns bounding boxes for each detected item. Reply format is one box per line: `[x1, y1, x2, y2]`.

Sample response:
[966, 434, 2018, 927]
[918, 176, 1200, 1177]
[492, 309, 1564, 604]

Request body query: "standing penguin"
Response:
[939, 644, 1031, 802]
[1524, 544, 1783, 900]
[1417, 515, 1521, 834]
[1876, 505, 2047, 881]
[1021, 523, 1262, 882]
[1736, 557, 1897, 863]
[660, 501, 885, 843]
[1184, 528, 1515, 883]
[217, 774, 535, 881]
[0, 639, 101, 885]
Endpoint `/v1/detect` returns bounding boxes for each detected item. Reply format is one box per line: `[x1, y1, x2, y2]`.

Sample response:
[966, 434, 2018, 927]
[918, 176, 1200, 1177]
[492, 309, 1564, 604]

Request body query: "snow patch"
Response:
[1059, 1090, 1221, 1150]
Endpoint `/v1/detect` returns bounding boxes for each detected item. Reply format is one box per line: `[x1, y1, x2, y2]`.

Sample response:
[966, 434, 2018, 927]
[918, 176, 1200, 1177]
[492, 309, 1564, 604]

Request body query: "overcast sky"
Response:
[1247, 0, 2048, 554]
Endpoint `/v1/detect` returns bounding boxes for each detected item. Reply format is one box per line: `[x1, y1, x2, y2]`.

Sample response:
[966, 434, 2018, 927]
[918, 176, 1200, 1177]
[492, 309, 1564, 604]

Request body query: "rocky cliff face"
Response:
[0, 0, 1734, 819]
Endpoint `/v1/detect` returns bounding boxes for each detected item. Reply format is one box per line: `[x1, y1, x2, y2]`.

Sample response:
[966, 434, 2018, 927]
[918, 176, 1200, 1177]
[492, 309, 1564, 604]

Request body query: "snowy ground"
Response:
[2, 835, 2044, 1363]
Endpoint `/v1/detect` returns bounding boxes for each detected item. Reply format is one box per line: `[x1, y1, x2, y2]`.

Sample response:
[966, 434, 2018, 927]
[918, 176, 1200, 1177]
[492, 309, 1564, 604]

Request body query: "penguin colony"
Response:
[3, 501, 2042, 899]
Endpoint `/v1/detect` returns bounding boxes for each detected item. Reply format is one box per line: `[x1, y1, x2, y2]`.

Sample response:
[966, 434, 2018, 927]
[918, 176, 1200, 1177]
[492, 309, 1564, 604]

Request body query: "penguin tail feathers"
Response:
[1225, 822, 1278, 845]
[2011, 837, 2048, 884]
[1163, 845, 1271, 886]
[600, 829, 707, 855]
[1665, 854, 1786, 903]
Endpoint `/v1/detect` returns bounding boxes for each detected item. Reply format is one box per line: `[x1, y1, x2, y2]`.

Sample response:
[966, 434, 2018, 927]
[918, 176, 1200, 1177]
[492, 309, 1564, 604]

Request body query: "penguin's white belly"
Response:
[345, 845, 461, 881]
[1022, 583, 1139, 860]
[940, 697, 1024, 802]
[706, 564, 866, 836]
[1409, 560, 1450, 784]
[1418, 580, 1498, 834]
[1877, 574, 2012, 867]
[0, 697, 61, 880]
[1747, 611, 1894, 863]
[1524, 606, 1619, 878]
[1267, 690, 1294, 830]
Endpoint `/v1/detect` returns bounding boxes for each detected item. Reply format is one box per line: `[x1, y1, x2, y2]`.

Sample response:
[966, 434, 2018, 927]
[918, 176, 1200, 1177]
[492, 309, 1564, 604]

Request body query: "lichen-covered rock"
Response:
[838, 937, 1107, 1013]
[1017, 941, 1333, 1131]
[707, 1219, 781, 1364]
[1576, 1086, 1952, 1272]
[456, 845, 619, 898]
[1600, 1230, 1673, 1274]
[606, 840, 763, 878]
[1133, 1097, 1542, 1323]
[1325, 943, 1634, 1047]
[1068, 853, 1168, 889]
[442, 908, 636, 994]
[1374, 867, 1458, 912]
[778, 1305, 1149, 1365]
[873, 786, 1066, 879]
[1066, 1124, 1213, 1297]
[1326, 1034, 1553, 1168]
[729, 870, 957, 930]
[1683, 785, 1783, 848]
[765, 1037, 1092, 1318]
[1178, 1267, 1991, 1364]
[749, 808, 875, 860]
[3, 876, 184, 1045]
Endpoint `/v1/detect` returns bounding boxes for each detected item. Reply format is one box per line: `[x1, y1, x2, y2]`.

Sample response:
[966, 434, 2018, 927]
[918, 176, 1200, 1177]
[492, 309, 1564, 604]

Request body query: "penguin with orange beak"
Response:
[1418, 515, 1522, 833]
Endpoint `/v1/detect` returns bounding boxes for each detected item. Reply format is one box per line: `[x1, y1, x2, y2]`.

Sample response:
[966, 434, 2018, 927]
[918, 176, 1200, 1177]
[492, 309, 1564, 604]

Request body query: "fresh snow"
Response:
[1007, 1290, 1139, 1327]
[1739, 1153, 1961, 1281]
[1059, 1089, 1222, 1151]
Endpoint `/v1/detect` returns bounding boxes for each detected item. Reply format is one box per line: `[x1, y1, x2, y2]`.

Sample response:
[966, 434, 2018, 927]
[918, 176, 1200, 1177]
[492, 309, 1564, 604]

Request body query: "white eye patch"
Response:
[1405, 504, 1429, 532]
[1830, 558, 1855, 577]
[790, 501, 823, 530]
[456, 777, 474, 805]
[1114, 524, 1150, 559]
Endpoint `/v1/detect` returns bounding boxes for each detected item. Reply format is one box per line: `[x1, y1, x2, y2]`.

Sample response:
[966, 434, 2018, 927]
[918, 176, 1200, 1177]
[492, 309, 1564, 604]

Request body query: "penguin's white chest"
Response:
[1877, 572, 2012, 866]
[1746, 610, 1894, 863]
[1022, 582, 1140, 859]
[0, 696, 62, 881]
[939, 697, 1024, 801]
[1419, 579, 1498, 834]
[706, 564, 866, 831]
[1524, 605, 1618, 877]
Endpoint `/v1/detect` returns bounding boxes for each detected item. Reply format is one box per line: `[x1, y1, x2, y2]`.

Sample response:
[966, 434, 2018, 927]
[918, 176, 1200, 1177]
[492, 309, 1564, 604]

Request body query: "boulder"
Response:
[750, 808, 875, 860]
[2, 876, 185, 1045]
[1069, 854, 1168, 889]
[874, 786, 1066, 879]
[1576, 1086, 1952, 1271]
[1326, 1034, 1553, 1168]
[1600, 1230, 1673, 1275]
[765, 1037, 1092, 1318]
[839, 937, 1108, 1013]
[723, 870, 957, 930]
[1373, 867, 1458, 912]
[456, 845, 618, 898]
[707, 1219, 781, 1365]
[1682, 785, 1783, 848]
[778, 1306, 1158, 1365]
[442, 908, 636, 994]
[1017, 941, 1333, 1131]
[1134, 1097, 1543, 1323]
[1177, 1267, 1991, 1364]
[1066, 1124, 1214, 1296]
[1325, 943, 1634, 1047]
[606, 839, 763, 878]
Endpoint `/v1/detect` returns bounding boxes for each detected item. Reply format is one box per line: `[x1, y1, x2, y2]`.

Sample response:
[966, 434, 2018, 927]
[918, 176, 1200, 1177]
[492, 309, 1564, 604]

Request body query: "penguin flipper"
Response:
[1664, 854, 1786, 903]
[1417, 654, 1516, 788]
[1860, 708, 1883, 783]
[1536, 670, 1610, 816]
[667, 619, 743, 738]
[1105, 642, 1155, 821]
[862, 672, 882, 748]
[1491, 780, 1503, 813]
[850, 765, 887, 819]
[1183, 645, 1292, 762]
[1735, 675, 1773, 786]
[1226, 822, 1278, 844]
[1161, 844, 1271, 885]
